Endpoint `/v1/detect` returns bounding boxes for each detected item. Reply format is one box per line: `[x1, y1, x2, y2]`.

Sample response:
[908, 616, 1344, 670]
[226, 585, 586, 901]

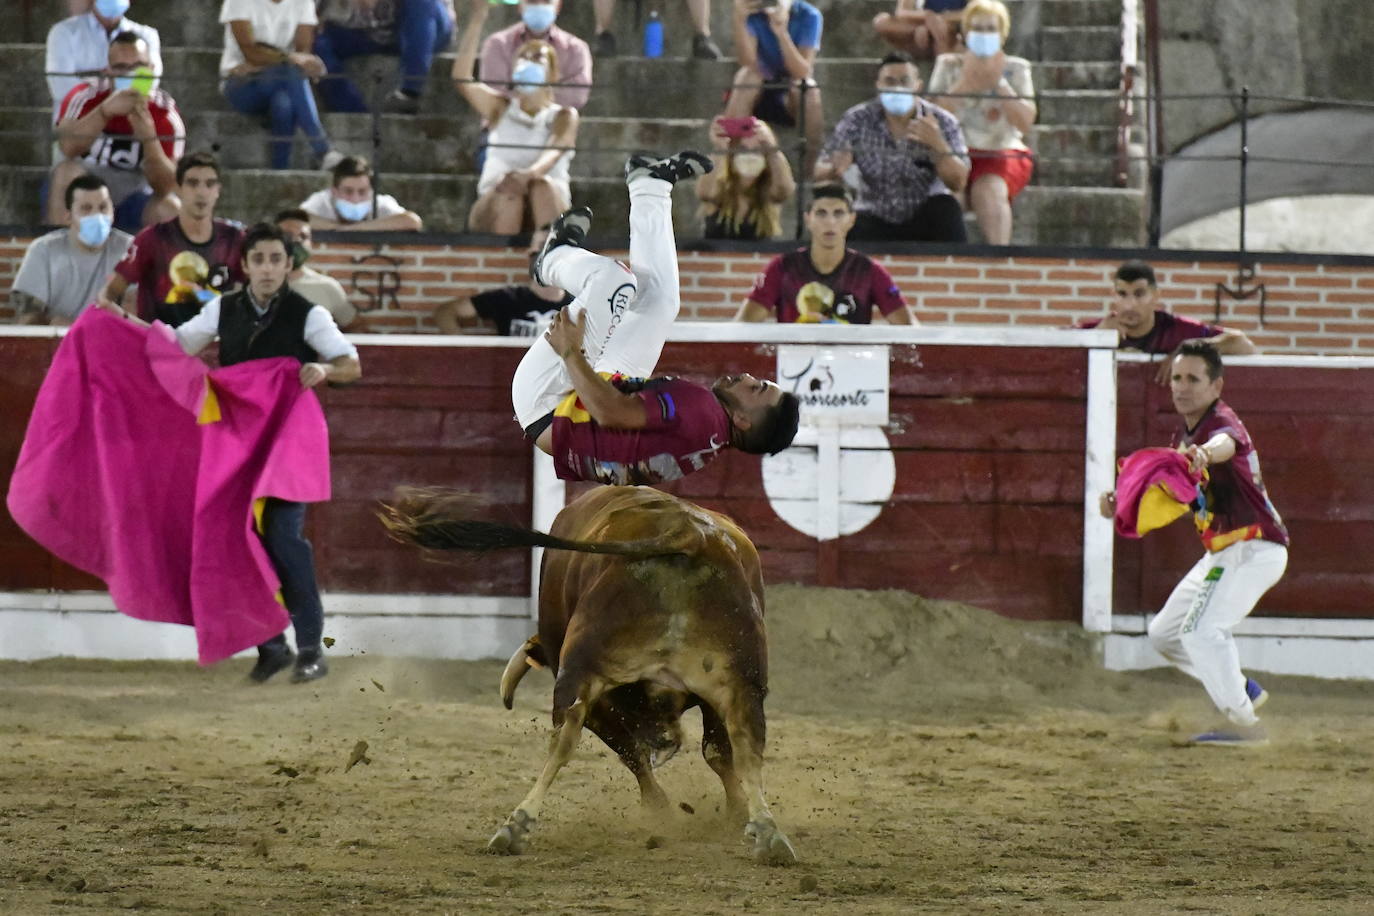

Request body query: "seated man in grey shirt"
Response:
[11, 174, 133, 325]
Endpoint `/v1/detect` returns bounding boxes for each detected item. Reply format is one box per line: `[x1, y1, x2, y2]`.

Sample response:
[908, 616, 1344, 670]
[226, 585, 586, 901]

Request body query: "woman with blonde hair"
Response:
[452, 0, 578, 234]
[927, 0, 1035, 244]
[696, 115, 795, 241]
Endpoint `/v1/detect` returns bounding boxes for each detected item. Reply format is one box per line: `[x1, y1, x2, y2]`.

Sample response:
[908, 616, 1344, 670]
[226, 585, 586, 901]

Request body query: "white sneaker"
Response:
[319, 149, 346, 171]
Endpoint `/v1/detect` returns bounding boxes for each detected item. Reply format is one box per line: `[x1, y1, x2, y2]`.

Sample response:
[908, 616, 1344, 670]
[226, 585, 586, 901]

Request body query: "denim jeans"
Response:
[258, 498, 325, 653]
[314, 0, 456, 111]
[223, 65, 331, 169]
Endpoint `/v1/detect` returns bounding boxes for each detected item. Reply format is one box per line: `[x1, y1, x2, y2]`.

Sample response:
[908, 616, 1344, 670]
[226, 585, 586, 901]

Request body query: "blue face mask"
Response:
[512, 59, 548, 94]
[521, 4, 557, 33]
[879, 91, 916, 117]
[334, 197, 372, 222]
[113, 75, 134, 92]
[966, 31, 1002, 57]
[77, 213, 113, 247]
[94, 0, 131, 20]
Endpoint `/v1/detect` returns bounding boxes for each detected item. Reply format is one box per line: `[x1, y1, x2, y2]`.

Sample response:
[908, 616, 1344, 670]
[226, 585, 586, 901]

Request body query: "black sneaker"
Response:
[249, 644, 295, 683]
[692, 33, 723, 61]
[291, 647, 329, 683]
[531, 206, 593, 285]
[594, 30, 617, 58]
[624, 150, 714, 186]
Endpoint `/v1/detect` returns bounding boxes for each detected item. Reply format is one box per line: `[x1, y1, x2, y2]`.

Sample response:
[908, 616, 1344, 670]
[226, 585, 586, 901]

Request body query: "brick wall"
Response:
[4, 235, 1372, 352]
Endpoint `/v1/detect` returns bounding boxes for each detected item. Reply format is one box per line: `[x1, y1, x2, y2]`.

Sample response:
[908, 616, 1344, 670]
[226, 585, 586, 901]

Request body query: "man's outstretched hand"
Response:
[545, 309, 586, 359]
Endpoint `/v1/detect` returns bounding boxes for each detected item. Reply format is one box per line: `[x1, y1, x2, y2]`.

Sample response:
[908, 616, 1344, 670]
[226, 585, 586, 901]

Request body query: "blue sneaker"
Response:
[1245, 677, 1269, 710]
[1189, 727, 1268, 748]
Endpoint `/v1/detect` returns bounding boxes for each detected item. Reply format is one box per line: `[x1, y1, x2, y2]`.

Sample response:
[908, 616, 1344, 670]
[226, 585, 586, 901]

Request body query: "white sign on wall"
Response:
[776, 345, 890, 426]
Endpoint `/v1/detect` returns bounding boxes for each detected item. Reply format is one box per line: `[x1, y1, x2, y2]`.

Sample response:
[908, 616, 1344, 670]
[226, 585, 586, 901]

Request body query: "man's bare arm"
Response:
[545, 310, 647, 429]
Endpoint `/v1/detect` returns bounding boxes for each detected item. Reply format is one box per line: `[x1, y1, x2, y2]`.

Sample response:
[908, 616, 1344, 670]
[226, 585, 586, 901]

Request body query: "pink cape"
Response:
[6, 309, 331, 664]
[1113, 447, 1203, 539]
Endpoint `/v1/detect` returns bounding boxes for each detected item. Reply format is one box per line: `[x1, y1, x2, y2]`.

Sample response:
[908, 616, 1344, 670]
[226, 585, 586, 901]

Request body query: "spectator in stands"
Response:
[49, 32, 183, 233]
[723, 0, 823, 175]
[275, 208, 358, 329]
[815, 52, 970, 243]
[735, 183, 913, 324]
[697, 115, 795, 241]
[592, 0, 723, 59]
[219, 0, 342, 170]
[432, 228, 572, 334]
[872, 0, 965, 59]
[298, 155, 423, 231]
[1079, 260, 1257, 382]
[481, 0, 593, 111]
[99, 151, 247, 327]
[46, 0, 163, 122]
[453, 0, 577, 234]
[12, 175, 133, 325]
[927, 0, 1035, 245]
[314, 0, 456, 114]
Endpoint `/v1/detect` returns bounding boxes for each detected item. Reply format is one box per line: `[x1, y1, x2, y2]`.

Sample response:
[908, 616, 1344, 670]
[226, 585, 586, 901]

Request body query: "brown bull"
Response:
[380, 485, 797, 866]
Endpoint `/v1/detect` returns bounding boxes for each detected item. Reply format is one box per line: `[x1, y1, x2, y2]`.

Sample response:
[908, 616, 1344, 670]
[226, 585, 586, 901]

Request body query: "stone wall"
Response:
[3, 236, 1372, 353]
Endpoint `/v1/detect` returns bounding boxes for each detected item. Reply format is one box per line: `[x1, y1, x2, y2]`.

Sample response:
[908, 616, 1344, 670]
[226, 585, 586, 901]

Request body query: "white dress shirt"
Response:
[45, 13, 164, 117]
[175, 292, 359, 362]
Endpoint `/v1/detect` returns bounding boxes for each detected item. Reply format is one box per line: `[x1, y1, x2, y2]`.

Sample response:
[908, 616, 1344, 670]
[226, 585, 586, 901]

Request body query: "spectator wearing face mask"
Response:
[926, 0, 1035, 245]
[274, 208, 358, 329]
[313, 0, 456, 114]
[697, 115, 795, 241]
[454, 0, 577, 234]
[815, 51, 970, 243]
[479, 0, 591, 111]
[46, 0, 163, 122]
[12, 174, 133, 325]
[298, 155, 424, 231]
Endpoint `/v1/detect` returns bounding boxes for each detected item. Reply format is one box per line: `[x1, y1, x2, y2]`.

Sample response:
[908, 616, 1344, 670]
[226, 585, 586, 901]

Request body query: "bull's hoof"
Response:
[745, 819, 798, 867]
[485, 810, 535, 855]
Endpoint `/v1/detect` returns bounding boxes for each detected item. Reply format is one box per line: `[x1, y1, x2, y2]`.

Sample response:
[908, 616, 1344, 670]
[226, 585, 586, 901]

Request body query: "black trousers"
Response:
[850, 195, 968, 243]
[257, 498, 325, 653]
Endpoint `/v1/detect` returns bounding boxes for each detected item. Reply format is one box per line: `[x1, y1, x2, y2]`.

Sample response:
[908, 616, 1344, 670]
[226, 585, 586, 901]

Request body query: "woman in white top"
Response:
[451, 0, 578, 235]
[927, 0, 1036, 244]
[219, 0, 339, 170]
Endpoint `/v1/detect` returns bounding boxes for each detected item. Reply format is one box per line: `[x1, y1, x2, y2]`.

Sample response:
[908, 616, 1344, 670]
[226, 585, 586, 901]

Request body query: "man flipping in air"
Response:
[512, 150, 801, 485]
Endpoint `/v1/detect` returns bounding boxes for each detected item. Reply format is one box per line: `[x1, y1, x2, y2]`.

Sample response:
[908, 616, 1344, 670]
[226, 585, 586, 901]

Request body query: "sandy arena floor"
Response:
[3, 585, 1373, 915]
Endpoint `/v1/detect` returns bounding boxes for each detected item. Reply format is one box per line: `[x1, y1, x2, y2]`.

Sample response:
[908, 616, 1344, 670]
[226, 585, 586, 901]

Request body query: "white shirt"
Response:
[175, 292, 359, 362]
[299, 189, 407, 223]
[289, 267, 357, 328]
[46, 12, 163, 117]
[219, 0, 317, 77]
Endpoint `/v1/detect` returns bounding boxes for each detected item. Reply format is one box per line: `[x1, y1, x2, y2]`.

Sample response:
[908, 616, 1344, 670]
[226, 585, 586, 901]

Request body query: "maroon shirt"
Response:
[1172, 399, 1289, 551]
[115, 218, 245, 326]
[551, 377, 732, 485]
[747, 248, 907, 324]
[1080, 309, 1222, 354]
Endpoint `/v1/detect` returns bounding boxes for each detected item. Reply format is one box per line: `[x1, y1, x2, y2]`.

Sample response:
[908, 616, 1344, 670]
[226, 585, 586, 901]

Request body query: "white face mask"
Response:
[731, 152, 767, 179]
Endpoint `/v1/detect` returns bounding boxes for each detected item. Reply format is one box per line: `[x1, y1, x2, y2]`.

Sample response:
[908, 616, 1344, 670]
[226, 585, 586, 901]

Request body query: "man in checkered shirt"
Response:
[814, 51, 970, 242]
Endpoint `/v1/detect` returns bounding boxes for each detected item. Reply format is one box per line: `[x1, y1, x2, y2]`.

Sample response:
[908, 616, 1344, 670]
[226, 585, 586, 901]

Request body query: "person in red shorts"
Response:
[926, 0, 1035, 244]
[513, 150, 800, 486]
[735, 184, 913, 324]
[99, 151, 245, 327]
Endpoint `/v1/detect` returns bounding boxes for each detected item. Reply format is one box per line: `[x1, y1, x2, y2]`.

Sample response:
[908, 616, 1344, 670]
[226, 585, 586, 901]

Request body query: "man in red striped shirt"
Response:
[48, 31, 184, 234]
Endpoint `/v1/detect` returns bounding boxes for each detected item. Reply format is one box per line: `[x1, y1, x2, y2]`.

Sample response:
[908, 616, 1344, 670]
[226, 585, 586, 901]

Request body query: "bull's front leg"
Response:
[487, 695, 591, 855]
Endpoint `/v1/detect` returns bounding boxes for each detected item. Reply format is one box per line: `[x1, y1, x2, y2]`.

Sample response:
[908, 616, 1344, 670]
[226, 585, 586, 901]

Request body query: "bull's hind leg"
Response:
[700, 703, 747, 824]
[720, 689, 797, 867]
[487, 673, 603, 855]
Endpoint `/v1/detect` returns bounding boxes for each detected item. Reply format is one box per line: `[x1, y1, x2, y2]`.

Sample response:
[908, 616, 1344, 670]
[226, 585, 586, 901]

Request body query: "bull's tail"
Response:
[378, 486, 687, 559]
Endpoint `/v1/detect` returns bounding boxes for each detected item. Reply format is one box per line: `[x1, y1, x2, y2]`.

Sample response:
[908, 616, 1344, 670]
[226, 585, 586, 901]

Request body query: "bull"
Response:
[380, 485, 797, 866]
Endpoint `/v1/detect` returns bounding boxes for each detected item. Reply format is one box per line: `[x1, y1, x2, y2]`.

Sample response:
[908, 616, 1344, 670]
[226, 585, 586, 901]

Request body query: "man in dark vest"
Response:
[98, 222, 361, 683]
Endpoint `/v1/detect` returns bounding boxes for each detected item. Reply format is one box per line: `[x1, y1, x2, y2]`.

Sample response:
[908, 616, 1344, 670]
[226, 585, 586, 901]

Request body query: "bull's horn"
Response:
[499, 639, 537, 710]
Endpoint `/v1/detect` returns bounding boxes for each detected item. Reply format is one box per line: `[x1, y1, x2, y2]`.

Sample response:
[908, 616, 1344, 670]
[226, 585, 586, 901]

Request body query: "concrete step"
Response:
[0, 105, 1128, 187]
[1039, 26, 1121, 62]
[8, 0, 1125, 59]
[1, 163, 1143, 247]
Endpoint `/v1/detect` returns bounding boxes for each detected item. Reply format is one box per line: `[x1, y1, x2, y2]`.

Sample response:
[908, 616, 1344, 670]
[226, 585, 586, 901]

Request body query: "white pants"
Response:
[1147, 539, 1288, 726]
[511, 176, 681, 430]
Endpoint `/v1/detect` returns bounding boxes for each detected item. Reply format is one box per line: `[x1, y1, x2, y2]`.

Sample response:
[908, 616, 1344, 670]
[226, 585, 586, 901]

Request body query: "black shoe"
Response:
[249, 645, 295, 683]
[531, 206, 593, 284]
[291, 648, 329, 683]
[382, 89, 420, 114]
[594, 30, 617, 57]
[624, 150, 714, 186]
[692, 33, 723, 61]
